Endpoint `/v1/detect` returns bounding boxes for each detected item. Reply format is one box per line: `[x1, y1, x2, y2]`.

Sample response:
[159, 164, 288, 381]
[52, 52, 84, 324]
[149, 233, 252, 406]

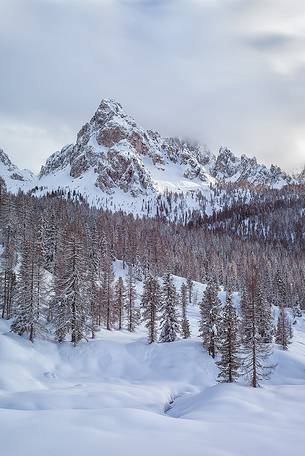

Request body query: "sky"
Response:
[1, 0, 305, 173]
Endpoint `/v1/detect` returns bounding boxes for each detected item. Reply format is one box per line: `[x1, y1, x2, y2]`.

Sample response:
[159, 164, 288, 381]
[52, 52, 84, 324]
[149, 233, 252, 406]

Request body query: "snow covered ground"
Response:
[1, 284, 305, 456]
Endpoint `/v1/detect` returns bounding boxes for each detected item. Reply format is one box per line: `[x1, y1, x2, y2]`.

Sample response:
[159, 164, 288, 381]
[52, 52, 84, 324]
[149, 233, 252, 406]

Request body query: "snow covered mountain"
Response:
[0, 149, 33, 193]
[38, 99, 215, 198]
[37, 99, 297, 198]
[0, 99, 302, 213]
[209, 147, 293, 188]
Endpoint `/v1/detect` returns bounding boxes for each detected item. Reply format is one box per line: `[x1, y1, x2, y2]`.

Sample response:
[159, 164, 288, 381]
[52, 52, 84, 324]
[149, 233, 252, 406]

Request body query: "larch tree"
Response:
[126, 266, 139, 332]
[11, 220, 46, 342]
[0, 224, 17, 320]
[241, 263, 275, 388]
[114, 276, 126, 330]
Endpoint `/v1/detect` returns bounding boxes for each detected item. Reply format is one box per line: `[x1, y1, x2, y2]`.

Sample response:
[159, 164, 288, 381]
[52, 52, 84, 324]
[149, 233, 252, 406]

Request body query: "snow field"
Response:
[0, 268, 305, 456]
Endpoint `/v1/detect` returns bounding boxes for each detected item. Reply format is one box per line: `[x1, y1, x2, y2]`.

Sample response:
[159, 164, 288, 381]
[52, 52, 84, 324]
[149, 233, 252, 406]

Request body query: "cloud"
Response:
[0, 0, 305, 172]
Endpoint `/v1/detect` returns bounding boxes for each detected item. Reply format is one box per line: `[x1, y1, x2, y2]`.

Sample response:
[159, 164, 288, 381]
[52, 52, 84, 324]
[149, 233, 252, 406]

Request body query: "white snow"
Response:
[1, 267, 305, 456]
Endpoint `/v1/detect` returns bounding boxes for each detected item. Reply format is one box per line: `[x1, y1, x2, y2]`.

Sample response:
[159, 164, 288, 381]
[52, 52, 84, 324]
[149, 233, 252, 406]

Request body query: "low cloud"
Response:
[0, 0, 305, 172]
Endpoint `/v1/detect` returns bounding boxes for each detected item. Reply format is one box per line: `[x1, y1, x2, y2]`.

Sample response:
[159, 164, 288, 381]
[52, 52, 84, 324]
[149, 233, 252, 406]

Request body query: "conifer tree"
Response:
[216, 291, 240, 383]
[52, 225, 88, 345]
[0, 224, 17, 319]
[159, 273, 179, 343]
[86, 234, 100, 339]
[41, 211, 57, 272]
[275, 305, 292, 350]
[199, 278, 221, 358]
[100, 262, 114, 330]
[292, 300, 302, 323]
[11, 223, 46, 342]
[141, 274, 160, 343]
[256, 276, 273, 343]
[180, 282, 190, 339]
[241, 264, 275, 387]
[114, 277, 126, 330]
[126, 266, 139, 332]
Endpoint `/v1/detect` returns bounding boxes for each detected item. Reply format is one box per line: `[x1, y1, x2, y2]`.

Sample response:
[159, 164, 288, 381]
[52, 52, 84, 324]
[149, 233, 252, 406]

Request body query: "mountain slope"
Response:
[38, 99, 215, 200]
[0, 149, 34, 193]
[0, 268, 305, 456]
[0, 99, 302, 217]
[36, 99, 295, 207]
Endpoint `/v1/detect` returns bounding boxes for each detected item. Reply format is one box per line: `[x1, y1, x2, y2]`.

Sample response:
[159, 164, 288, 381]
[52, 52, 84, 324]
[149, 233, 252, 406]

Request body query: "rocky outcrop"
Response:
[37, 99, 298, 200]
[0, 148, 34, 192]
[39, 99, 213, 196]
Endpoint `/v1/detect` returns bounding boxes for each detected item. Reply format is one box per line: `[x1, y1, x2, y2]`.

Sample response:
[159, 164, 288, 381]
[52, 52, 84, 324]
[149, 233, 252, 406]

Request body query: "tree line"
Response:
[0, 180, 302, 387]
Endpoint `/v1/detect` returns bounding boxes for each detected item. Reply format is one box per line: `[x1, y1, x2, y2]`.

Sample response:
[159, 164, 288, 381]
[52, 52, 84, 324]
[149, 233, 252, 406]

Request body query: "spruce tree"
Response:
[199, 278, 221, 358]
[52, 225, 88, 345]
[159, 273, 179, 343]
[292, 300, 302, 323]
[275, 305, 292, 350]
[141, 274, 160, 343]
[180, 282, 190, 339]
[216, 291, 240, 383]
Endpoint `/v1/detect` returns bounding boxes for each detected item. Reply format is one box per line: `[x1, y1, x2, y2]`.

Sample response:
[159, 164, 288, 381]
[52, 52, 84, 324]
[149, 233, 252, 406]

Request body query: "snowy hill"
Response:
[1, 296, 305, 456]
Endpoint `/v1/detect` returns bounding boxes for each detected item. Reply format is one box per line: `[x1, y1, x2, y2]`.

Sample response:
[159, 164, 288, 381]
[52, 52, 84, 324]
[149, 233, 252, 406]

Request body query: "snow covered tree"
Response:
[11, 224, 46, 342]
[180, 282, 190, 339]
[275, 305, 292, 350]
[199, 278, 221, 358]
[125, 266, 139, 332]
[100, 260, 114, 331]
[52, 225, 88, 345]
[41, 210, 57, 272]
[114, 277, 126, 330]
[186, 277, 193, 304]
[216, 291, 240, 383]
[159, 273, 179, 343]
[241, 264, 275, 387]
[86, 232, 100, 339]
[256, 277, 273, 343]
[141, 274, 160, 343]
[0, 224, 17, 319]
[292, 300, 302, 324]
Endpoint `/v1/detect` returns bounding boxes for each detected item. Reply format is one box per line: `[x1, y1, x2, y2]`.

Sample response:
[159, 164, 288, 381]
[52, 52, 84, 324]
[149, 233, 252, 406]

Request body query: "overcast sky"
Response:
[1, 0, 305, 172]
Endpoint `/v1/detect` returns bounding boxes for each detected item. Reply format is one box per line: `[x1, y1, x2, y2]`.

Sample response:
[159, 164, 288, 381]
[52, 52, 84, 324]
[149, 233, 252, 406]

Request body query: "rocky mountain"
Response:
[0, 99, 302, 216]
[209, 147, 293, 188]
[39, 99, 215, 198]
[0, 149, 33, 193]
[37, 99, 296, 199]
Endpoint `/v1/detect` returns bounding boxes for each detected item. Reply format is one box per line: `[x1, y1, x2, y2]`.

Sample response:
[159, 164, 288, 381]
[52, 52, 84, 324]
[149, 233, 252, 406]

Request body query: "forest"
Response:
[0, 178, 302, 388]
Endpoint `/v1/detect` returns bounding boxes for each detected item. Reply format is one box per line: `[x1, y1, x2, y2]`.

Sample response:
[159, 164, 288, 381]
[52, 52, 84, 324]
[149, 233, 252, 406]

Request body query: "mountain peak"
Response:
[0, 148, 34, 192]
[14, 98, 302, 212]
[0, 148, 14, 171]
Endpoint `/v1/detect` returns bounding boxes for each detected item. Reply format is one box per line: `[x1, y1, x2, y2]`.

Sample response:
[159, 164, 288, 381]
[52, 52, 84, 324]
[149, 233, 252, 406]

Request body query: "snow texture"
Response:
[0, 265, 305, 456]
